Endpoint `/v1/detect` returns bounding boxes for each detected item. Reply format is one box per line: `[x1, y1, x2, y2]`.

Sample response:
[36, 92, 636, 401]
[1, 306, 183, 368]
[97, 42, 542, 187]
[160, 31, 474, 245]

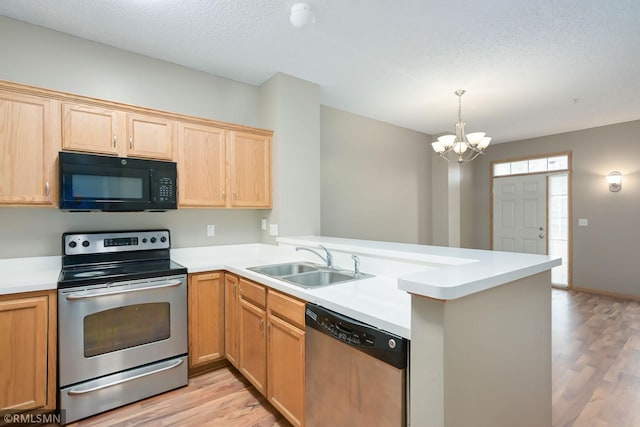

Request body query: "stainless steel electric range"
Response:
[57, 229, 188, 424]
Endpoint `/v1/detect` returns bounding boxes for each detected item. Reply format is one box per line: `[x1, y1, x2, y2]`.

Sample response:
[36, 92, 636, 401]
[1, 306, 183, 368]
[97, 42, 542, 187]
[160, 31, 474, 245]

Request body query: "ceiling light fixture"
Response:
[290, 3, 313, 28]
[431, 90, 491, 163]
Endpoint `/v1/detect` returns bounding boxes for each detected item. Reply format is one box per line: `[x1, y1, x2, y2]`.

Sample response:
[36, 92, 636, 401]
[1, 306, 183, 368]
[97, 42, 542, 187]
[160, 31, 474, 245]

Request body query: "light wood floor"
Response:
[51, 288, 640, 426]
[552, 288, 640, 427]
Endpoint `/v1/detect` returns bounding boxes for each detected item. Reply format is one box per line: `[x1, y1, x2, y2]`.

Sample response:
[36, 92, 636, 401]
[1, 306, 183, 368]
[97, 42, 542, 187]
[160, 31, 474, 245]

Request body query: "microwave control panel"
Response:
[157, 176, 176, 203]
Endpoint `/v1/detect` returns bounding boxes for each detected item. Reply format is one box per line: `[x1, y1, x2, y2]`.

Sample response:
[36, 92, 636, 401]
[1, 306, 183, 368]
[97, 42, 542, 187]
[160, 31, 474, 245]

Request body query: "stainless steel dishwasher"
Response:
[305, 303, 408, 427]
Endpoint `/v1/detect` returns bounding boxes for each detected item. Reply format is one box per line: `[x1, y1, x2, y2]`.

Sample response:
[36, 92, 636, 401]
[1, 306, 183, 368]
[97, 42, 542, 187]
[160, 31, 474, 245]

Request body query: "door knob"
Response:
[539, 226, 544, 231]
[539, 234, 545, 238]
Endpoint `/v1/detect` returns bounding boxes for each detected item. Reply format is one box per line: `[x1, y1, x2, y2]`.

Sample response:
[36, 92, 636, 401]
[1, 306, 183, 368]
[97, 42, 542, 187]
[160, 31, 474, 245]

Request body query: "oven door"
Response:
[58, 274, 187, 387]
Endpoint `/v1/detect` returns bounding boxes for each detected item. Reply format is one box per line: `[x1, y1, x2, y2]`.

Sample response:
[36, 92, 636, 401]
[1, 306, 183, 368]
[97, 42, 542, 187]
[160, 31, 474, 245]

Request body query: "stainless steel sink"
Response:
[281, 270, 358, 287]
[247, 261, 373, 288]
[248, 261, 318, 277]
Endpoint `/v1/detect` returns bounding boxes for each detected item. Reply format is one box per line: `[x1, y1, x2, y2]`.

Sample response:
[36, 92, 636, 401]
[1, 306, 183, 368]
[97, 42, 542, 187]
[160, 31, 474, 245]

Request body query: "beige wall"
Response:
[258, 73, 321, 244]
[320, 106, 432, 244]
[473, 120, 640, 296]
[431, 159, 476, 248]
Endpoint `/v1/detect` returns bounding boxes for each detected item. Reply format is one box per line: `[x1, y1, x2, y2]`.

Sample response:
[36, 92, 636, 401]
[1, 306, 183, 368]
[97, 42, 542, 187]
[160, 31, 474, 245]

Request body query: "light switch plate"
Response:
[261, 219, 267, 230]
[207, 224, 215, 236]
[269, 224, 279, 236]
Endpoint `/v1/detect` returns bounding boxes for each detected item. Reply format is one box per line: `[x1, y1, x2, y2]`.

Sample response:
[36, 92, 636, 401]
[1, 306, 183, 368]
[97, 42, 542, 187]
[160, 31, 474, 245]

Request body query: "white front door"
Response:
[493, 174, 547, 254]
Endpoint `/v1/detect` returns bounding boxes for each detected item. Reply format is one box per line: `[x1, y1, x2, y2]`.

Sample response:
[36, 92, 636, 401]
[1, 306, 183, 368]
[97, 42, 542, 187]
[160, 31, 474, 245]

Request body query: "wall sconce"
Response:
[606, 171, 623, 192]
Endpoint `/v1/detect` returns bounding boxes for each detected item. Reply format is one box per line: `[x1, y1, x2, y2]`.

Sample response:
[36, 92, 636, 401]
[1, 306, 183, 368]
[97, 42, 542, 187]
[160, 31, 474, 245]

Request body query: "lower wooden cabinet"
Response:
[0, 290, 56, 411]
[224, 273, 240, 368]
[238, 278, 268, 395]
[235, 277, 306, 427]
[188, 272, 225, 372]
[267, 290, 306, 427]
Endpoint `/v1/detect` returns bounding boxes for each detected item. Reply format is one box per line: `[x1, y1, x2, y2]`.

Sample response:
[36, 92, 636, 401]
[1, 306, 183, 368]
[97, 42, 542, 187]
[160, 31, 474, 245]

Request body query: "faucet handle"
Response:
[319, 245, 334, 268]
[351, 254, 360, 278]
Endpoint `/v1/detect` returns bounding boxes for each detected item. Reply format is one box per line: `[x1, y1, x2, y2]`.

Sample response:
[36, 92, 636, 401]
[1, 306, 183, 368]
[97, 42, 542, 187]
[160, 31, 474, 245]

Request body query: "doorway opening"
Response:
[491, 153, 571, 287]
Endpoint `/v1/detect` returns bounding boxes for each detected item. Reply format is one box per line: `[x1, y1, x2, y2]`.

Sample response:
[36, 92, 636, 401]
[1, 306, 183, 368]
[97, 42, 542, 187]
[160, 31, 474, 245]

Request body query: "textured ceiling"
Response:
[1, 0, 640, 143]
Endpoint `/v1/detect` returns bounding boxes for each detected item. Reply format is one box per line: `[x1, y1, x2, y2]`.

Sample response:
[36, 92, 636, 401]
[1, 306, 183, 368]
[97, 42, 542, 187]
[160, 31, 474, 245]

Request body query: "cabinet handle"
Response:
[45, 182, 50, 197]
[267, 323, 271, 339]
[260, 319, 264, 336]
[233, 190, 237, 201]
[129, 136, 133, 149]
[222, 191, 226, 200]
[233, 283, 237, 297]
[113, 134, 117, 147]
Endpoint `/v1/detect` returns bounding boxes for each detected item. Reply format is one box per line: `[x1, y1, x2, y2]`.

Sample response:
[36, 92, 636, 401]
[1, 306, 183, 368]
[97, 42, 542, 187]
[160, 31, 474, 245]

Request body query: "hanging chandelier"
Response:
[431, 90, 491, 163]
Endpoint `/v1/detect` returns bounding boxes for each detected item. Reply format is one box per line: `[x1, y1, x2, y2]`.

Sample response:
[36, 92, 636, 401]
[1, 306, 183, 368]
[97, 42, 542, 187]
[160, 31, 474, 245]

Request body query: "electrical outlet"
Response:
[261, 219, 267, 230]
[578, 218, 588, 227]
[207, 224, 215, 236]
[269, 224, 279, 236]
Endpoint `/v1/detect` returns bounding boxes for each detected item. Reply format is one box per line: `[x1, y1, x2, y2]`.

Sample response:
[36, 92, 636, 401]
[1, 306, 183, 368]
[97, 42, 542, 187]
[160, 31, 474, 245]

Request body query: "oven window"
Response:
[83, 303, 170, 357]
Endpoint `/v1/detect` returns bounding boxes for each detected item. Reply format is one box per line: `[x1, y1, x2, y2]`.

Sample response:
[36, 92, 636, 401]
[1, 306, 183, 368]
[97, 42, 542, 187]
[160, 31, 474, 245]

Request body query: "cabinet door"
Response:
[0, 295, 48, 410]
[239, 297, 267, 395]
[62, 102, 121, 156]
[127, 113, 174, 160]
[224, 273, 239, 368]
[227, 131, 271, 208]
[0, 92, 56, 205]
[178, 122, 227, 207]
[188, 272, 225, 369]
[267, 314, 305, 427]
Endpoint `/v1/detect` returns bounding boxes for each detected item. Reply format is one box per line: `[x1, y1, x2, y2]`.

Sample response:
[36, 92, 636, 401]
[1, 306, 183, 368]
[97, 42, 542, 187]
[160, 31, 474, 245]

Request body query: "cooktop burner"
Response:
[58, 229, 186, 289]
[58, 259, 187, 288]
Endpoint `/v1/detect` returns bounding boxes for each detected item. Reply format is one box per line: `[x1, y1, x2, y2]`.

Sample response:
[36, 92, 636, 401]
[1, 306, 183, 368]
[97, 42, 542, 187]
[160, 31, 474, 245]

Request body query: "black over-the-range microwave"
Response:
[59, 151, 178, 212]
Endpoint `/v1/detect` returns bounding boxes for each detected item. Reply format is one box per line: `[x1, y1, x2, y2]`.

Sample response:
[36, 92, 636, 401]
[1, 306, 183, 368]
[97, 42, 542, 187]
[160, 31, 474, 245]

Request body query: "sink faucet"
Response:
[351, 255, 360, 278]
[296, 245, 334, 269]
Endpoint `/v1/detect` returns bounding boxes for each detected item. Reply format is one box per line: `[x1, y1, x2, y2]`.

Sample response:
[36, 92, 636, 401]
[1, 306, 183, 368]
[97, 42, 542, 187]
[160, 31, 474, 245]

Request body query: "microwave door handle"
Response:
[150, 169, 157, 202]
[65, 279, 182, 300]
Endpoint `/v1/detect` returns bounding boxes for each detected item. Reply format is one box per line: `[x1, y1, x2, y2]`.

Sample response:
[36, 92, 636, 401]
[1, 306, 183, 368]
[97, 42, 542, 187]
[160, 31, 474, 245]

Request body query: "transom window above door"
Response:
[493, 155, 569, 177]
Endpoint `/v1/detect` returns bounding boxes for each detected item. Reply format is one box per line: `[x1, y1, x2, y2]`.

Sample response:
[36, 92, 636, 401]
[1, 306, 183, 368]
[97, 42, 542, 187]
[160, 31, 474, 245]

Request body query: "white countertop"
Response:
[278, 236, 561, 300]
[0, 236, 560, 340]
[0, 256, 61, 294]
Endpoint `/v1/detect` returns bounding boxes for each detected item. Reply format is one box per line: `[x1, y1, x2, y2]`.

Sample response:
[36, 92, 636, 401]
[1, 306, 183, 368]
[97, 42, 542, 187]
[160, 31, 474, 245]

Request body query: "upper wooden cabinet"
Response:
[61, 103, 119, 156]
[0, 91, 58, 205]
[127, 113, 174, 160]
[62, 102, 174, 160]
[0, 80, 273, 209]
[177, 122, 227, 207]
[178, 125, 272, 208]
[228, 131, 272, 208]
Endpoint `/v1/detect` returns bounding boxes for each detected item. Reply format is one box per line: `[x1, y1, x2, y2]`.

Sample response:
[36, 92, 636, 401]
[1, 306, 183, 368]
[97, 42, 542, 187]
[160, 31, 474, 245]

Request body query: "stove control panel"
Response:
[64, 230, 171, 255]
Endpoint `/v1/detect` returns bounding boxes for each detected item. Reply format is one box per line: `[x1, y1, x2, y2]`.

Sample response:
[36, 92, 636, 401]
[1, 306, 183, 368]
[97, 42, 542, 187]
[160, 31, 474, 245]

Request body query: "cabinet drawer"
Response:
[268, 290, 305, 330]
[239, 278, 266, 308]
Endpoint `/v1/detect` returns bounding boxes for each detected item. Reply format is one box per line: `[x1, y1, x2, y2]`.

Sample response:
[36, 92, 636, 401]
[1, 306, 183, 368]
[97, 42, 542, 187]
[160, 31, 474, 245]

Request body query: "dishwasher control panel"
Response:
[305, 303, 407, 369]
[310, 309, 377, 347]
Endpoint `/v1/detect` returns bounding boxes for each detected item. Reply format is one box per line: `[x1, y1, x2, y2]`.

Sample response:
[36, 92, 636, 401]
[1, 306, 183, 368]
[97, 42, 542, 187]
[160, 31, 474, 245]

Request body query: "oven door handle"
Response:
[66, 358, 184, 396]
[65, 279, 183, 300]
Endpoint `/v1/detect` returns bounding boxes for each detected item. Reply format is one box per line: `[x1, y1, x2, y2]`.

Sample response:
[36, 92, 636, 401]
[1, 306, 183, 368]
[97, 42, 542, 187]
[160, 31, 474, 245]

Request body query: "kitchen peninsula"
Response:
[1, 236, 559, 427]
